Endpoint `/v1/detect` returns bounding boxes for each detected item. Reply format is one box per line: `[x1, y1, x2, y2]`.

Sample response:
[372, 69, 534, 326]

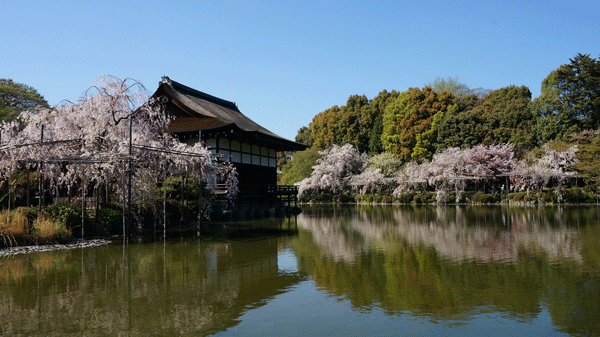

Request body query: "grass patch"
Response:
[0, 208, 72, 246]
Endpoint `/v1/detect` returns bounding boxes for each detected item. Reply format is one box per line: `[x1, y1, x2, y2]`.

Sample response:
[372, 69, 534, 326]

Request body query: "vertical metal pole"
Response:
[7, 167, 11, 212]
[163, 134, 167, 239]
[38, 125, 44, 214]
[198, 173, 202, 236]
[81, 180, 85, 240]
[163, 166, 167, 239]
[163, 165, 167, 239]
[122, 166, 126, 237]
[576, 176, 579, 204]
[127, 115, 133, 235]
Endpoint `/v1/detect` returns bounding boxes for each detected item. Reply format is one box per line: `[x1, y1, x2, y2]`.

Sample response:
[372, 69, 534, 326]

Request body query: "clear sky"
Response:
[2, 0, 599, 141]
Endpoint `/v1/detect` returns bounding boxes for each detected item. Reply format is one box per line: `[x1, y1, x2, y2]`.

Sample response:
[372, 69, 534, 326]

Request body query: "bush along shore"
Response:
[0, 207, 71, 248]
[299, 186, 600, 205]
[0, 202, 129, 248]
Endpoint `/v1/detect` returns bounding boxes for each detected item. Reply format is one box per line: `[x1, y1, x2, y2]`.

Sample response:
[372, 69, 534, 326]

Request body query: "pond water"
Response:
[1, 205, 600, 336]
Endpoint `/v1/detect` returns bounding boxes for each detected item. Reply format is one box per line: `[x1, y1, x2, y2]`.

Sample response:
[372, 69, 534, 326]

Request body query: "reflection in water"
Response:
[1, 206, 599, 336]
[0, 236, 305, 336]
[295, 205, 600, 336]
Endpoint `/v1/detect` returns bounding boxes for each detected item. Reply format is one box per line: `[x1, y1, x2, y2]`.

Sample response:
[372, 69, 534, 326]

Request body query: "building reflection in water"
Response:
[0, 231, 306, 336]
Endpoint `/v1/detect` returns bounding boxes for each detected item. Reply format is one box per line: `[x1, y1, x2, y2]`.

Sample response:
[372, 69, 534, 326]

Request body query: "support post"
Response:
[8, 167, 11, 212]
[81, 180, 85, 240]
[38, 125, 44, 214]
[163, 165, 167, 239]
[127, 115, 133, 235]
[122, 163, 126, 237]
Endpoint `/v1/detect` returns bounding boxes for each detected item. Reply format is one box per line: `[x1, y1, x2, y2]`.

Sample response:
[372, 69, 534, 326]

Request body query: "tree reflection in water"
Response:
[294, 205, 600, 336]
[1, 206, 598, 336]
[0, 235, 306, 336]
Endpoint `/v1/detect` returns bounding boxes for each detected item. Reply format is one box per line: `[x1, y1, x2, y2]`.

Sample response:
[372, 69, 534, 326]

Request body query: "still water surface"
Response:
[1, 205, 599, 336]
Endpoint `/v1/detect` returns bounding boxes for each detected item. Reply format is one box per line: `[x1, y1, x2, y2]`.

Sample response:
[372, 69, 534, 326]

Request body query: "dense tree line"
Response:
[284, 53, 600, 198]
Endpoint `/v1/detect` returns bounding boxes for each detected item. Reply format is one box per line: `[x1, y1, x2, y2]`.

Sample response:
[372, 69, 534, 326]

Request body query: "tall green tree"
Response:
[565, 130, 600, 187]
[362, 89, 401, 154]
[436, 95, 484, 149]
[530, 70, 573, 144]
[381, 87, 454, 161]
[369, 116, 384, 154]
[438, 86, 534, 150]
[533, 53, 600, 143]
[278, 146, 320, 185]
[308, 90, 399, 153]
[337, 95, 368, 147]
[0, 79, 49, 123]
[310, 105, 341, 150]
[555, 53, 600, 130]
[295, 126, 313, 147]
[475, 85, 535, 148]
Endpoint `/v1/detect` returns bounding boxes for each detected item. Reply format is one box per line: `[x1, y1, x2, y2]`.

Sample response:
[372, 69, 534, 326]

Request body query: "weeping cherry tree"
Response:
[296, 143, 369, 196]
[0, 75, 237, 229]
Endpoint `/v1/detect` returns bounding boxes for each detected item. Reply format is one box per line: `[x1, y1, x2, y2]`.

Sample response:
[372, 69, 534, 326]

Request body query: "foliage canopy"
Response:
[0, 79, 49, 123]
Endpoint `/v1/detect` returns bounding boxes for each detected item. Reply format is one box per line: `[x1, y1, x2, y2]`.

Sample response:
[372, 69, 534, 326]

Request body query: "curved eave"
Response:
[152, 78, 308, 152]
[199, 124, 308, 152]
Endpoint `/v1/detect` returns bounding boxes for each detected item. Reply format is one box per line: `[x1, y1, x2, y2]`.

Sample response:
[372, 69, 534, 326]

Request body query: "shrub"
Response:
[32, 214, 54, 239]
[538, 192, 550, 203]
[1, 207, 71, 244]
[561, 187, 597, 203]
[2, 209, 29, 236]
[43, 202, 88, 230]
[96, 207, 123, 230]
[511, 193, 524, 202]
[413, 194, 426, 204]
[32, 214, 70, 241]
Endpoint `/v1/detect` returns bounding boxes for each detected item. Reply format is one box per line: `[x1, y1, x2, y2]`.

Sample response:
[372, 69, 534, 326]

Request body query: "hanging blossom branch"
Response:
[0, 75, 237, 211]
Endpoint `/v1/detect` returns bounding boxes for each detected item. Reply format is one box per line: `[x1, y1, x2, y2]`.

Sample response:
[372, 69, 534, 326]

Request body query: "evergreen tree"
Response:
[0, 79, 49, 123]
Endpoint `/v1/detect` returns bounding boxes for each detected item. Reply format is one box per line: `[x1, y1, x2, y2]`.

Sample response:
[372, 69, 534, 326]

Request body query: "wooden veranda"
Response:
[213, 184, 299, 219]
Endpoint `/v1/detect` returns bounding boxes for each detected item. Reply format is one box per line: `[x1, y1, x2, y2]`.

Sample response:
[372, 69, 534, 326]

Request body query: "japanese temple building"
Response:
[152, 76, 307, 192]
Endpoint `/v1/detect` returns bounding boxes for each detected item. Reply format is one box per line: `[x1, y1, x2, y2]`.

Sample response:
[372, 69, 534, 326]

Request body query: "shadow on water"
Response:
[135, 214, 301, 244]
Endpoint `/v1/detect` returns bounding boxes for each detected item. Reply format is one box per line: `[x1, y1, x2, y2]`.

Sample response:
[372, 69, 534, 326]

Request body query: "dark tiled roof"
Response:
[155, 77, 307, 151]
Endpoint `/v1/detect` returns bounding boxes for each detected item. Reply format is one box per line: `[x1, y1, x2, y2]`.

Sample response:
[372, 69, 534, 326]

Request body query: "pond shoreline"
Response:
[0, 238, 111, 257]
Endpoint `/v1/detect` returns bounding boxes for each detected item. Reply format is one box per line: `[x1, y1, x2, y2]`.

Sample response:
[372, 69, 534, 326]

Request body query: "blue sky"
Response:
[2, 0, 599, 141]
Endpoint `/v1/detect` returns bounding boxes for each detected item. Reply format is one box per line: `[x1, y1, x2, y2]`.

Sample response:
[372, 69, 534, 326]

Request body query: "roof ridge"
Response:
[166, 78, 239, 111]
